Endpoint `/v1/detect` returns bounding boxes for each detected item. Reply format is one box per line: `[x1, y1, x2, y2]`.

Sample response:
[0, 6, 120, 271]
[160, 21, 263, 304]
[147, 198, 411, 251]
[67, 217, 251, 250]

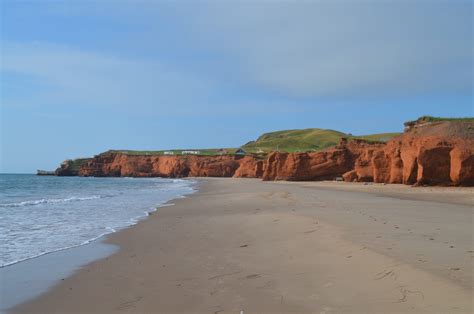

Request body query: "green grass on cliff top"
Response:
[241, 128, 400, 153]
[108, 129, 400, 156]
[240, 116, 473, 153]
[405, 116, 474, 125]
[77, 116, 473, 158]
[109, 116, 474, 156]
[67, 158, 90, 170]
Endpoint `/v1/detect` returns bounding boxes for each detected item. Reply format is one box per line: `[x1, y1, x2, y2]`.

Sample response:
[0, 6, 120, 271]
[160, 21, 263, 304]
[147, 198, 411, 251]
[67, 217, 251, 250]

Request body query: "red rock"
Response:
[233, 156, 265, 178]
[262, 121, 473, 186]
[79, 153, 263, 179]
[262, 148, 352, 181]
[68, 120, 473, 186]
[450, 147, 474, 185]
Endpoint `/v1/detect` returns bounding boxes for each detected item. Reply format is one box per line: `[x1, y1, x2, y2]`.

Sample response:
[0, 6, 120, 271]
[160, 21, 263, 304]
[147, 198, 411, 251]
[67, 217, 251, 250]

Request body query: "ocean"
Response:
[0, 174, 196, 267]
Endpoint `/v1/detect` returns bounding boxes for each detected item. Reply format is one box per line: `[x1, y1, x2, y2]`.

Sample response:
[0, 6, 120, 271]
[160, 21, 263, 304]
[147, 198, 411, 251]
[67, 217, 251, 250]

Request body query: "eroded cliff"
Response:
[77, 153, 265, 179]
[262, 120, 474, 186]
[56, 120, 474, 186]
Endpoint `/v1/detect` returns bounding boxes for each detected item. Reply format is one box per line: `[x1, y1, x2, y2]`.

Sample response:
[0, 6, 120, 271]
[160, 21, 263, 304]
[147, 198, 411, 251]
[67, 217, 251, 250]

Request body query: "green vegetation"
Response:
[105, 128, 402, 156]
[66, 158, 91, 171]
[243, 128, 344, 153]
[405, 115, 474, 126]
[242, 128, 401, 153]
[82, 116, 474, 158]
[351, 133, 402, 143]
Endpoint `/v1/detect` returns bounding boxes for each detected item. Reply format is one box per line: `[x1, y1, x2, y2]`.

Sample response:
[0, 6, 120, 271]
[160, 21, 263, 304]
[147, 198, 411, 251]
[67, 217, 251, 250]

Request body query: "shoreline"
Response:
[0, 239, 118, 313]
[1, 179, 199, 312]
[10, 178, 474, 313]
[1, 176, 198, 269]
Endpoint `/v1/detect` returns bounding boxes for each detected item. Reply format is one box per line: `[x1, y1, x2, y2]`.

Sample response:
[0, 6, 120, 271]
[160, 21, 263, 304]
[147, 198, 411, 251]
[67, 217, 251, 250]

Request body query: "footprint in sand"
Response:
[374, 269, 398, 281]
[116, 296, 143, 310]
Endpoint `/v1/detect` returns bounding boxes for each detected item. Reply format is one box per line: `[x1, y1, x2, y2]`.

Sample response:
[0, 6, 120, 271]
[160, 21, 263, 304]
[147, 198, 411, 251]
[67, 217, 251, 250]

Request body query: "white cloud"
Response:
[2, 1, 471, 111]
[181, 1, 473, 98]
[1, 41, 213, 111]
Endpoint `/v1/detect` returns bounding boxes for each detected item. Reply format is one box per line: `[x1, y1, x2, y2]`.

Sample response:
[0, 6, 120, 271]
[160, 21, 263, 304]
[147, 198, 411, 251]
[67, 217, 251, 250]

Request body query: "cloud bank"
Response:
[1, 1, 472, 112]
[1, 42, 213, 112]
[181, 1, 472, 98]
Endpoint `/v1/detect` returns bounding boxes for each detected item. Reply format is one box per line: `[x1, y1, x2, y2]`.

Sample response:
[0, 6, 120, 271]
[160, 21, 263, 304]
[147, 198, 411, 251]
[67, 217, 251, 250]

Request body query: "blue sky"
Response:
[1, 0, 472, 173]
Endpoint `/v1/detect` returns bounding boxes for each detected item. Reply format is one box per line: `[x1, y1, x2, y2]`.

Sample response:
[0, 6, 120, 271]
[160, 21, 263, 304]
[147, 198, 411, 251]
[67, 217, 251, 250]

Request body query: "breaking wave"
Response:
[0, 195, 106, 208]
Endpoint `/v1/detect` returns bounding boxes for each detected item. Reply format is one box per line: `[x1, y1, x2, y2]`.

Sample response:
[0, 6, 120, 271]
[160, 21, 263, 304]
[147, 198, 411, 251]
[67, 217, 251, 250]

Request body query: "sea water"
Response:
[0, 174, 196, 267]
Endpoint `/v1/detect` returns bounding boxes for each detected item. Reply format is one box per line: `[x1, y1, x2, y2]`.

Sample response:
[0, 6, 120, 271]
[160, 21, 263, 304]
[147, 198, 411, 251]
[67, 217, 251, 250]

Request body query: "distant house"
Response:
[256, 149, 265, 154]
[163, 151, 174, 155]
[235, 148, 247, 155]
[182, 150, 200, 155]
[217, 148, 228, 155]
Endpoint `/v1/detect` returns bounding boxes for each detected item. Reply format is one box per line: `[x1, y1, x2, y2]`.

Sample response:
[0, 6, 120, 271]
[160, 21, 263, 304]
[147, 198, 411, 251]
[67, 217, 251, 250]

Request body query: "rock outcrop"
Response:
[262, 120, 474, 186]
[262, 144, 354, 181]
[56, 120, 473, 186]
[78, 153, 265, 178]
[56, 158, 91, 176]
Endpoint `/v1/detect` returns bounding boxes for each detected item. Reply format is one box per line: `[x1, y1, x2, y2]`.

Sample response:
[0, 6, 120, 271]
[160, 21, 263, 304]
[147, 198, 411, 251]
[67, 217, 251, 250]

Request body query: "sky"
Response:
[1, 0, 472, 173]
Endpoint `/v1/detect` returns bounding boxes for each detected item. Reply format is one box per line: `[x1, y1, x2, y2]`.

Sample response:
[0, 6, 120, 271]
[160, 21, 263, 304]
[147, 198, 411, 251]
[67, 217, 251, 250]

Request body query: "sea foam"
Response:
[0, 175, 196, 267]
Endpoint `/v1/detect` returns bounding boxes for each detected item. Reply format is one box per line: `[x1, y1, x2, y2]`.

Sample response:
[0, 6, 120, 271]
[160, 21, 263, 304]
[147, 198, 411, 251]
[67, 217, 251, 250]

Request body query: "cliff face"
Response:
[59, 120, 473, 186]
[262, 121, 474, 186]
[78, 153, 264, 178]
[261, 144, 355, 181]
[56, 158, 91, 176]
[378, 121, 474, 186]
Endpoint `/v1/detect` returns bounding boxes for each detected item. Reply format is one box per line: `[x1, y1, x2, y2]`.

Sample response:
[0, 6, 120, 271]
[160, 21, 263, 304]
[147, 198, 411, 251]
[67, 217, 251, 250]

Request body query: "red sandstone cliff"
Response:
[262, 121, 474, 186]
[262, 139, 384, 182]
[57, 120, 473, 186]
[76, 153, 265, 179]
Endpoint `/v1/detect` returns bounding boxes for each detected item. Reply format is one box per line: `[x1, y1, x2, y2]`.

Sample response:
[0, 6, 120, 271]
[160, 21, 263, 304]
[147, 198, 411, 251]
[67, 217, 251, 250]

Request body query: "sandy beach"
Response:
[12, 178, 473, 313]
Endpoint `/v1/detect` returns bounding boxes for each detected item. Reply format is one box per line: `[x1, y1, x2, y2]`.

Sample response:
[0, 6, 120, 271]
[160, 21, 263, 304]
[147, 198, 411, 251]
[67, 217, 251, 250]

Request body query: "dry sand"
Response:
[12, 178, 473, 313]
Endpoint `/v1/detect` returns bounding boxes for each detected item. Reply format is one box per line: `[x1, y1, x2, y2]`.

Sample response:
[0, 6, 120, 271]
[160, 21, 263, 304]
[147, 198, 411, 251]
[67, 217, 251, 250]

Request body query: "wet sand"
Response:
[12, 178, 473, 313]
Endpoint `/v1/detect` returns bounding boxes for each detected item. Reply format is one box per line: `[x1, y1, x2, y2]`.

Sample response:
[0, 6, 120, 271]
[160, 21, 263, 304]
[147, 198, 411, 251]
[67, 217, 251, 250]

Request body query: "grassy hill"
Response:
[106, 129, 400, 156]
[405, 116, 474, 124]
[107, 129, 400, 156]
[404, 116, 474, 130]
[242, 128, 400, 153]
